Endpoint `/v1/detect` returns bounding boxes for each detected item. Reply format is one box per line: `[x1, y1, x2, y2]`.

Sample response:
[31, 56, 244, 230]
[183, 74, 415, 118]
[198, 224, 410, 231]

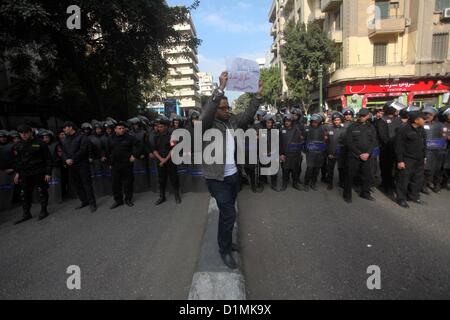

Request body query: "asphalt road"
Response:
[0, 192, 209, 300]
[238, 182, 450, 300]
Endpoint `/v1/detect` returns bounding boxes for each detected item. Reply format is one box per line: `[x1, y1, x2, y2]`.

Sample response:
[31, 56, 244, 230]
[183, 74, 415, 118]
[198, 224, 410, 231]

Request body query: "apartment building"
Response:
[164, 13, 201, 114]
[197, 72, 215, 97]
[269, 0, 450, 109]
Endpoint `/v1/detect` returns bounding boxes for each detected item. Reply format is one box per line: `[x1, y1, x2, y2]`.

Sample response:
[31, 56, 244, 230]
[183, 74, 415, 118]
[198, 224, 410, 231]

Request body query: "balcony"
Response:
[271, 23, 278, 36]
[313, 8, 326, 21]
[168, 79, 196, 87]
[321, 0, 342, 12]
[329, 29, 342, 43]
[271, 42, 278, 53]
[368, 16, 406, 39]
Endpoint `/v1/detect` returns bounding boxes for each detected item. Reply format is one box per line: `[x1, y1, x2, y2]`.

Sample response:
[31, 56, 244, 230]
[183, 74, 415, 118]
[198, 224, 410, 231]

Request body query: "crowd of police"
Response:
[0, 101, 449, 225]
[246, 102, 450, 207]
[0, 114, 203, 225]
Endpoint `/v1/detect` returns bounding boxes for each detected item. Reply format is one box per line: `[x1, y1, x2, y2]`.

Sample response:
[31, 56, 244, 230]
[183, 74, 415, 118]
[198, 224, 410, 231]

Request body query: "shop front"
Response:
[326, 79, 450, 111]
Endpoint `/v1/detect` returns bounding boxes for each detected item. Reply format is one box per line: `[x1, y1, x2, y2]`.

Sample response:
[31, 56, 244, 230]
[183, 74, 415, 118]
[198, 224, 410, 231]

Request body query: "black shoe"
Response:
[255, 185, 264, 193]
[421, 187, 430, 195]
[270, 184, 279, 192]
[231, 243, 241, 253]
[280, 184, 287, 192]
[344, 197, 352, 204]
[90, 204, 97, 213]
[397, 200, 410, 208]
[431, 185, 441, 193]
[327, 184, 334, 191]
[220, 253, 238, 270]
[125, 200, 134, 207]
[155, 197, 166, 206]
[310, 184, 318, 191]
[360, 194, 376, 201]
[75, 203, 89, 210]
[304, 185, 310, 192]
[293, 183, 303, 191]
[110, 202, 123, 209]
[174, 193, 182, 204]
[14, 215, 32, 225]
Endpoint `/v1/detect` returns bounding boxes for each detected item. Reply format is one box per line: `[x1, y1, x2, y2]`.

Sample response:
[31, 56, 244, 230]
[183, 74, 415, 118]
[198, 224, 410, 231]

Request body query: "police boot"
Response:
[15, 205, 32, 225]
[38, 193, 49, 221]
[270, 176, 279, 192]
[293, 181, 303, 191]
[431, 184, 441, 193]
[155, 189, 166, 206]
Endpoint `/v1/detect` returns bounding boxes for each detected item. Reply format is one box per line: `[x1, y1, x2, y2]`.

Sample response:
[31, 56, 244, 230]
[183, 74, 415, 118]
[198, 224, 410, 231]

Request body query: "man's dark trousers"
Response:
[206, 173, 240, 255]
[344, 157, 372, 200]
[69, 164, 96, 205]
[396, 158, 424, 202]
[112, 163, 134, 203]
[21, 173, 49, 214]
[157, 161, 180, 193]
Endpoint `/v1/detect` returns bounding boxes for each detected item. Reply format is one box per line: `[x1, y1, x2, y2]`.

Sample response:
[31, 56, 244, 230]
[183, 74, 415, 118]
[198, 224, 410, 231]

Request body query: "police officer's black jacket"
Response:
[345, 121, 377, 159]
[376, 116, 402, 148]
[13, 138, 52, 176]
[106, 133, 138, 166]
[153, 131, 173, 158]
[62, 131, 91, 165]
[395, 124, 426, 162]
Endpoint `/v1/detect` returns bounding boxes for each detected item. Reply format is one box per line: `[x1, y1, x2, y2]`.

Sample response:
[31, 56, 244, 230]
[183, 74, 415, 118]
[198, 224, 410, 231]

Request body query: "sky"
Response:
[166, 0, 273, 101]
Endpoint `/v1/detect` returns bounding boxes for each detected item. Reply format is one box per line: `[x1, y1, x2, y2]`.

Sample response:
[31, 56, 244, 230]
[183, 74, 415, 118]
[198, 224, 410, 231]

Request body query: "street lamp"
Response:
[318, 64, 323, 113]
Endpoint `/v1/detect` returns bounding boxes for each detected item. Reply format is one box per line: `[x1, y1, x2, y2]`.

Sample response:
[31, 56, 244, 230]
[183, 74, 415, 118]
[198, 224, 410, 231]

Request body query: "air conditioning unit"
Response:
[441, 8, 450, 20]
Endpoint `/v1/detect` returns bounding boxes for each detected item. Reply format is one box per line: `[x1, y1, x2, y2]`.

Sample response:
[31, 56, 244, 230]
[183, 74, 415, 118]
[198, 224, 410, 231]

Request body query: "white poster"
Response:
[226, 57, 260, 93]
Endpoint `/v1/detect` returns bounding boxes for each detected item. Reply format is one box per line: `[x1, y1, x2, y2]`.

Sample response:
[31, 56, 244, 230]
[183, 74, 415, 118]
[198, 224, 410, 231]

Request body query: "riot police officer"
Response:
[106, 122, 138, 209]
[343, 109, 377, 203]
[260, 114, 279, 191]
[422, 106, 447, 194]
[304, 114, 328, 191]
[442, 108, 450, 190]
[61, 122, 97, 212]
[325, 112, 346, 190]
[342, 108, 355, 128]
[376, 102, 403, 195]
[280, 114, 304, 191]
[12, 125, 52, 224]
[152, 116, 181, 205]
[395, 112, 427, 208]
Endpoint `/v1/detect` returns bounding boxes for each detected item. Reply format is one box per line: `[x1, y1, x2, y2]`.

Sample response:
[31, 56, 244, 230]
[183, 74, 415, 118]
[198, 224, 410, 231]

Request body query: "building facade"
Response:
[197, 72, 215, 97]
[269, 0, 450, 110]
[164, 13, 201, 114]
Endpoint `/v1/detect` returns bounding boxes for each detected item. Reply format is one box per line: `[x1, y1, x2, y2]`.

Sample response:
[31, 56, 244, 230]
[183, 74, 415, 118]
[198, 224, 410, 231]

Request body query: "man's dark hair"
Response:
[63, 121, 77, 129]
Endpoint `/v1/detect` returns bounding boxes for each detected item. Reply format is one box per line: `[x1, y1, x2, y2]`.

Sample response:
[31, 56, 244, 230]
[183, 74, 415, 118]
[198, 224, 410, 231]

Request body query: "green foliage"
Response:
[260, 66, 282, 108]
[281, 21, 339, 105]
[234, 93, 254, 114]
[0, 0, 201, 121]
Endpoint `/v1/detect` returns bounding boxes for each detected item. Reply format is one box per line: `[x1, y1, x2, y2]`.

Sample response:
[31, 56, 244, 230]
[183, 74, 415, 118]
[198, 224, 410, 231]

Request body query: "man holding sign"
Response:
[201, 70, 263, 269]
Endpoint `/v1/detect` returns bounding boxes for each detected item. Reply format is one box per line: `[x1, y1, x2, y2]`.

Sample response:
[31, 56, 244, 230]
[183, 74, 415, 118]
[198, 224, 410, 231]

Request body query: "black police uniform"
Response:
[13, 137, 52, 222]
[423, 121, 447, 192]
[376, 115, 403, 192]
[153, 130, 180, 203]
[344, 120, 377, 201]
[280, 126, 304, 190]
[62, 131, 97, 209]
[244, 122, 263, 193]
[395, 123, 426, 203]
[325, 123, 347, 188]
[106, 133, 138, 205]
[304, 125, 328, 190]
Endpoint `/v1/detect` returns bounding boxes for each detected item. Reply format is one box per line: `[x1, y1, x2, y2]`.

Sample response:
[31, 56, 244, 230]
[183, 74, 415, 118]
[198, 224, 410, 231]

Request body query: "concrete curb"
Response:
[188, 197, 246, 300]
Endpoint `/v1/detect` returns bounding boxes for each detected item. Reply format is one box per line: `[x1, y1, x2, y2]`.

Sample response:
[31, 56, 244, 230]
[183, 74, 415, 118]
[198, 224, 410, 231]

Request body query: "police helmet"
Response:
[331, 112, 344, 121]
[342, 108, 355, 116]
[81, 123, 93, 130]
[190, 110, 200, 120]
[310, 114, 322, 122]
[156, 116, 171, 126]
[423, 106, 438, 116]
[0, 130, 8, 138]
[283, 114, 294, 122]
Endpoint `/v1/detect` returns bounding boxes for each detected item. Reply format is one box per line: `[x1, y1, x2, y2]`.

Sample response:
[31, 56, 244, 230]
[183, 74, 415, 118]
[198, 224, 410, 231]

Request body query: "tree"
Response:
[0, 0, 201, 121]
[260, 66, 282, 109]
[234, 93, 254, 114]
[281, 21, 339, 109]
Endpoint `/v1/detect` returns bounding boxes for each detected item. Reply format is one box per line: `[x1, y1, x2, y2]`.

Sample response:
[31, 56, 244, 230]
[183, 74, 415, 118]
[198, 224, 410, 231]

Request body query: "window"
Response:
[432, 33, 449, 61]
[374, 43, 387, 66]
[436, 0, 450, 11]
[335, 9, 342, 30]
[376, 1, 390, 19]
[336, 45, 343, 69]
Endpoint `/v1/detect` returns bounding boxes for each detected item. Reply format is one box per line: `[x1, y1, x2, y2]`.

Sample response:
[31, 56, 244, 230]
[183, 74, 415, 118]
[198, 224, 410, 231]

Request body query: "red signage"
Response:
[344, 80, 448, 95]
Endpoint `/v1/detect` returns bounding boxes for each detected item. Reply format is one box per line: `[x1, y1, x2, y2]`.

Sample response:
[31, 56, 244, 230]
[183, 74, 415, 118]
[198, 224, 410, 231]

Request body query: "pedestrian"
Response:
[61, 121, 97, 212]
[280, 114, 304, 191]
[152, 116, 181, 205]
[12, 125, 52, 224]
[343, 108, 377, 203]
[325, 112, 346, 190]
[395, 112, 427, 208]
[106, 122, 138, 209]
[200, 71, 263, 269]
